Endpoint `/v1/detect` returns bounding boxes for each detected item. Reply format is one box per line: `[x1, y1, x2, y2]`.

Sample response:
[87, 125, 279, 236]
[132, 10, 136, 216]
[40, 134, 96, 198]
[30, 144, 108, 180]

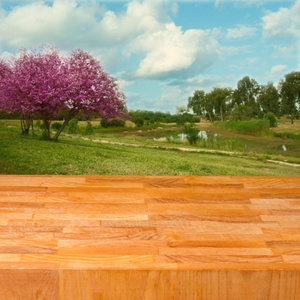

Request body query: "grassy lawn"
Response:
[0, 121, 299, 176]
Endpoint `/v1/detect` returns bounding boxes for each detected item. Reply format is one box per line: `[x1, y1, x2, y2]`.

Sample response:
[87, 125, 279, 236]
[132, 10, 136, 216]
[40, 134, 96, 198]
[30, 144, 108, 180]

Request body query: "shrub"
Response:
[83, 121, 94, 135]
[51, 121, 62, 131]
[184, 124, 200, 145]
[110, 118, 125, 127]
[100, 119, 109, 128]
[133, 116, 144, 127]
[67, 119, 79, 134]
[35, 120, 44, 129]
[100, 118, 126, 128]
[264, 112, 277, 127]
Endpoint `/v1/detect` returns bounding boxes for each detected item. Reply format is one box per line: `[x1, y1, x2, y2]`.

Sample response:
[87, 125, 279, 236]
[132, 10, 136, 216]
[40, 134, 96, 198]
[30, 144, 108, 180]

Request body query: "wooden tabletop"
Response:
[0, 175, 300, 299]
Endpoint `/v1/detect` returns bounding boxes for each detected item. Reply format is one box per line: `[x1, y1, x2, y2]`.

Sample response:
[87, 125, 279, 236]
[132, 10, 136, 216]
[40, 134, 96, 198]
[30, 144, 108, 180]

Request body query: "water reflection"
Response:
[153, 131, 216, 142]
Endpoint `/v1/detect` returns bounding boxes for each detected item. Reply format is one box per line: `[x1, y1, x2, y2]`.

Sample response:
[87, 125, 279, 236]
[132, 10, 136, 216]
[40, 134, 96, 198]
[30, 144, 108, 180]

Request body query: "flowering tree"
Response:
[0, 47, 67, 136]
[0, 59, 13, 116]
[53, 49, 125, 141]
[0, 47, 125, 140]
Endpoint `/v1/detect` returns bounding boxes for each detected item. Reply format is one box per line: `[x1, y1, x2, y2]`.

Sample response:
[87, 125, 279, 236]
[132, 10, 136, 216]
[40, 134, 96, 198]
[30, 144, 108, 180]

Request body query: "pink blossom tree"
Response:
[0, 47, 67, 136]
[0, 47, 125, 140]
[53, 49, 125, 141]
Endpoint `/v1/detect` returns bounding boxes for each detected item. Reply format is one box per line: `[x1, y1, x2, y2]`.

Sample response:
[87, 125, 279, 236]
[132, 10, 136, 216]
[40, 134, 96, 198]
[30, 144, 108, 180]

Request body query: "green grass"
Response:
[214, 119, 270, 136]
[0, 125, 299, 176]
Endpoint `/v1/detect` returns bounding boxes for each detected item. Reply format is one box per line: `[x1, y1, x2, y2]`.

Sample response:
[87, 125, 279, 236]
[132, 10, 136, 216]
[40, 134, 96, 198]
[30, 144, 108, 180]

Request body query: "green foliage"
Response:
[232, 76, 260, 118]
[216, 119, 270, 136]
[100, 119, 109, 128]
[67, 119, 79, 134]
[279, 71, 300, 124]
[35, 120, 44, 129]
[134, 116, 144, 127]
[110, 118, 125, 127]
[188, 90, 205, 115]
[264, 112, 277, 127]
[258, 82, 280, 116]
[183, 124, 200, 145]
[83, 122, 94, 135]
[129, 109, 196, 124]
[51, 121, 63, 131]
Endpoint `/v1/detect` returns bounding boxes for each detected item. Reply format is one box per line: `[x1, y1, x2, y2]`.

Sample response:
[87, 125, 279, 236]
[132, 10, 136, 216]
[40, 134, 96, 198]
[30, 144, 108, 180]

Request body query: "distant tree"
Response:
[258, 82, 280, 116]
[176, 105, 189, 125]
[231, 104, 252, 121]
[187, 90, 205, 116]
[207, 87, 232, 121]
[232, 76, 260, 117]
[279, 71, 300, 124]
[187, 90, 215, 122]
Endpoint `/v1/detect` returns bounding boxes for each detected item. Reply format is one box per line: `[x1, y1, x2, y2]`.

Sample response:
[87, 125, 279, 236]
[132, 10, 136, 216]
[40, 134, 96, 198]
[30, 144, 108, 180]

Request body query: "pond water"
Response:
[153, 131, 218, 142]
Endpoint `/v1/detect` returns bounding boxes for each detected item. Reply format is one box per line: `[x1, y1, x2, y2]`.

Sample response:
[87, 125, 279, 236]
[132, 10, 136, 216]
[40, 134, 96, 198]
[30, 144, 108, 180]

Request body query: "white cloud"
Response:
[262, 0, 300, 68]
[117, 78, 135, 89]
[262, 1, 300, 42]
[132, 23, 220, 79]
[0, 0, 221, 80]
[226, 25, 258, 39]
[270, 64, 287, 75]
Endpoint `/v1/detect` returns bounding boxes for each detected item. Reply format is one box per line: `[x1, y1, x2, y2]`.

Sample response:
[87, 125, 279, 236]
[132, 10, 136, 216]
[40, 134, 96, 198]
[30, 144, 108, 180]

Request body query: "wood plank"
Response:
[0, 175, 299, 299]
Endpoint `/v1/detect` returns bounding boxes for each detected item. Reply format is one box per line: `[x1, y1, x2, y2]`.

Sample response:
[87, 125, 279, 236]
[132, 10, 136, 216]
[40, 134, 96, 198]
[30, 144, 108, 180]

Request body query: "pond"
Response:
[153, 131, 218, 142]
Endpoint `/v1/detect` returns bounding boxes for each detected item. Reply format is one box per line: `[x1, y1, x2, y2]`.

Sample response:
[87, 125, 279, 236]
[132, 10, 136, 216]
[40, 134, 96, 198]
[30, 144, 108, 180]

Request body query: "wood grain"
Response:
[0, 175, 299, 299]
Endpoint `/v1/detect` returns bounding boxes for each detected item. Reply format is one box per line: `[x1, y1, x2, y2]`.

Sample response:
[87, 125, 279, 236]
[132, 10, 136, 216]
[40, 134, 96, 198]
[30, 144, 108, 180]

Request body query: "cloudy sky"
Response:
[0, 0, 299, 113]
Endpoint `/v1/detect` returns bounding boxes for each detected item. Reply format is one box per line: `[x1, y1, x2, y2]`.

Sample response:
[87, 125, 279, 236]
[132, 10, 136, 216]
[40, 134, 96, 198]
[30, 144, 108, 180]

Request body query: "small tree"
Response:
[264, 112, 277, 127]
[184, 124, 200, 145]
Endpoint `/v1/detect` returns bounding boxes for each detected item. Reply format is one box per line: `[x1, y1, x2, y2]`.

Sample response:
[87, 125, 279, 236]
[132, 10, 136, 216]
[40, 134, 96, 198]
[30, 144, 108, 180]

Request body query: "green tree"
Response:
[187, 90, 205, 115]
[232, 76, 260, 117]
[207, 87, 232, 121]
[258, 82, 280, 116]
[279, 71, 300, 124]
[176, 105, 189, 125]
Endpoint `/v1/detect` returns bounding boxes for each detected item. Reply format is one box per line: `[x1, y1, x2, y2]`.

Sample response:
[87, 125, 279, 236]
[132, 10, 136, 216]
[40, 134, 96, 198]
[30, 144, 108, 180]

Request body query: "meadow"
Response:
[0, 118, 299, 176]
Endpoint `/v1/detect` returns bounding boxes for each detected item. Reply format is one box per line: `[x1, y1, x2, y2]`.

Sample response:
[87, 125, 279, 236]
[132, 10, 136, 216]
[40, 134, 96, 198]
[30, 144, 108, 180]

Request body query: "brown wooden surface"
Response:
[0, 175, 300, 299]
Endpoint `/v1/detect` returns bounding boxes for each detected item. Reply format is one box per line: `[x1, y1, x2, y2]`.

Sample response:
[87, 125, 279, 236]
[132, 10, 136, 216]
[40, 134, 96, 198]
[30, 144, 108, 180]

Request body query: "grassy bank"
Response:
[0, 124, 299, 176]
[213, 119, 270, 136]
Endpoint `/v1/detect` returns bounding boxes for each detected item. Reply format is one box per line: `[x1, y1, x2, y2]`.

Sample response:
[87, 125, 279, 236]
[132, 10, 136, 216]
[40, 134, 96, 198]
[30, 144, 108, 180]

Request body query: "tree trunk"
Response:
[53, 118, 70, 141]
[220, 105, 223, 122]
[43, 119, 51, 139]
[31, 119, 35, 135]
[21, 117, 31, 134]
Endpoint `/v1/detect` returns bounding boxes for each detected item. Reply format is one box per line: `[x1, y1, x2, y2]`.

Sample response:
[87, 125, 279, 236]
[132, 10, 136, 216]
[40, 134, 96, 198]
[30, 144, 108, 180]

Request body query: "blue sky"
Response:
[0, 0, 299, 113]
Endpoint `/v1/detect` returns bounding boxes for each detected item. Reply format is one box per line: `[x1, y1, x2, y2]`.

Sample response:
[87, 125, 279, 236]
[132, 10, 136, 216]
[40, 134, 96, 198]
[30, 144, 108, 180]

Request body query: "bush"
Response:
[100, 119, 109, 128]
[100, 118, 126, 128]
[264, 112, 277, 127]
[67, 119, 79, 134]
[83, 121, 94, 135]
[110, 118, 125, 127]
[133, 116, 144, 127]
[183, 124, 200, 145]
[35, 120, 44, 129]
[51, 121, 62, 131]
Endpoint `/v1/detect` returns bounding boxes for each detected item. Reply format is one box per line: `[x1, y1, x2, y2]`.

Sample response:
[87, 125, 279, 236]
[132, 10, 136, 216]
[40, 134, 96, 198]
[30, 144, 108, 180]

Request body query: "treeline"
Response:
[129, 110, 199, 126]
[187, 72, 300, 124]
